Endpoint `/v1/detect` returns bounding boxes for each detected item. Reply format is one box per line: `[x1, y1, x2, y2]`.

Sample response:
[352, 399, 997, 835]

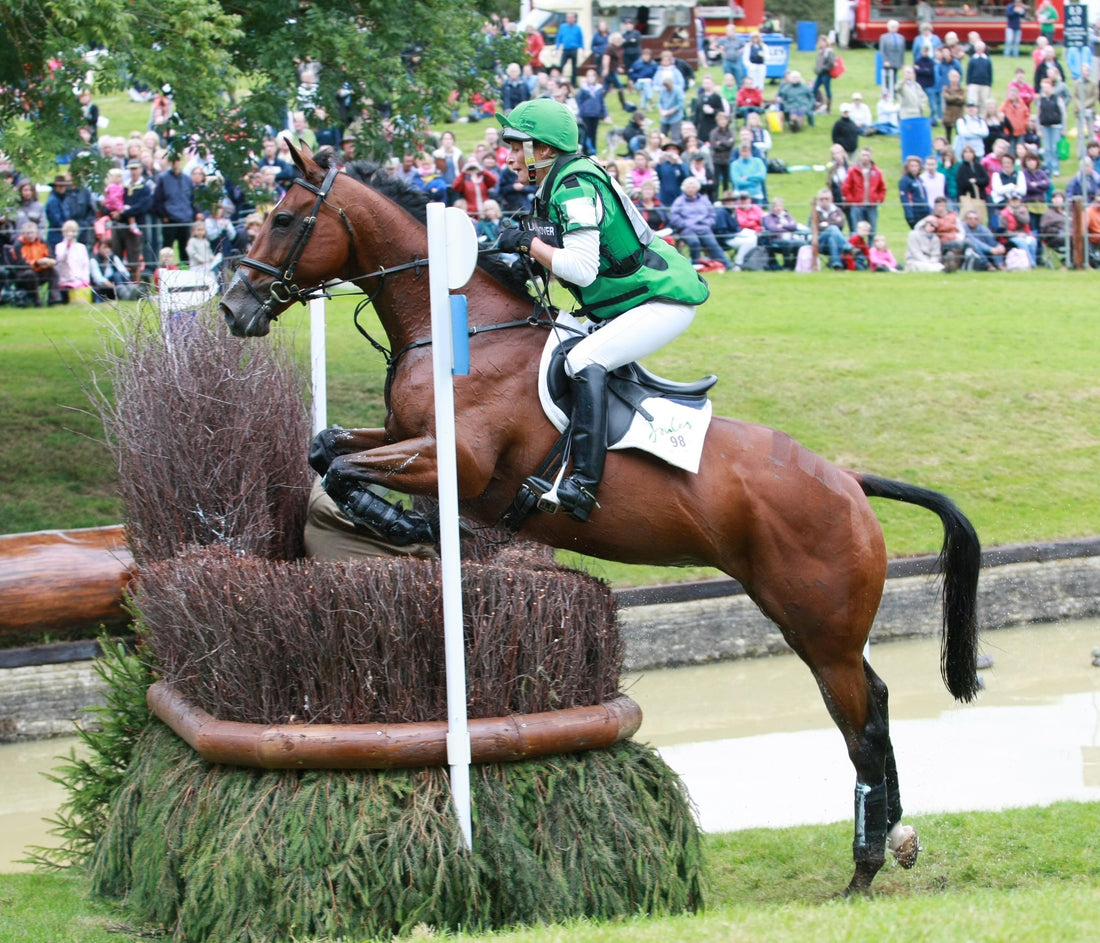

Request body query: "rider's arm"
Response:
[529, 227, 600, 286]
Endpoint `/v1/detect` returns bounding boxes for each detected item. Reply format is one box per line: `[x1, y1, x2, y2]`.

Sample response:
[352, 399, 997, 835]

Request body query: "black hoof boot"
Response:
[308, 426, 346, 476]
[322, 474, 436, 546]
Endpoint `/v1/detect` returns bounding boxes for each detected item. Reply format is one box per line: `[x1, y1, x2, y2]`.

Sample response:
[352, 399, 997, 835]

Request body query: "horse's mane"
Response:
[312, 150, 530, 298]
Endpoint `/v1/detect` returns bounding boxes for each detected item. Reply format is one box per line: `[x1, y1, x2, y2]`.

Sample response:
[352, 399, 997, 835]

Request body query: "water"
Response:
[2, 620, 1098, 870]
[0, 736, 76, 871]
[628, 619, 1100, 832]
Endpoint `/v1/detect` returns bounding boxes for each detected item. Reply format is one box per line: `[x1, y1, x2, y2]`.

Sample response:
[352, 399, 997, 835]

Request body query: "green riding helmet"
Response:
[497, 99, 579, 154]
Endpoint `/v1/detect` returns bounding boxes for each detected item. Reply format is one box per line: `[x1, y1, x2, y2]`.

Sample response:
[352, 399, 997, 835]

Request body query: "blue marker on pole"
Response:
[451, 295, 469, 376]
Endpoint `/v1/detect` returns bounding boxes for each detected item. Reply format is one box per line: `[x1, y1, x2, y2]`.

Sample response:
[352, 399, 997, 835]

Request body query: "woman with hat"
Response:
[656, 137, 689, 207]
[495, 98, 710, 523]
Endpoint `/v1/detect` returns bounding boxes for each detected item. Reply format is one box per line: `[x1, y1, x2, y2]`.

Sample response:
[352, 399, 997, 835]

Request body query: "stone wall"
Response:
[0, 661, 104, 741]
[619, 556, 1100, 670]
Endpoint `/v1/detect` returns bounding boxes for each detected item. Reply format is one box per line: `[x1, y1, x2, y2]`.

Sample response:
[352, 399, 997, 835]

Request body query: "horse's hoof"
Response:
[842, 870, 877, 897]
[889, 823, 921, 869]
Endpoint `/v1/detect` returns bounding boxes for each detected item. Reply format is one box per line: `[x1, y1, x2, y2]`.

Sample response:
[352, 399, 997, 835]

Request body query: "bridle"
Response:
[233, 162, 564, 405]
[235, 163, 429, 323]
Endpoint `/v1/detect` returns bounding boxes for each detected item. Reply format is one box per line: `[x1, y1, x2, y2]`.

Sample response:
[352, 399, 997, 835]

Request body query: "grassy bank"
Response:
[2, 271, 1097, 586]
[2, 801, 1098, 942]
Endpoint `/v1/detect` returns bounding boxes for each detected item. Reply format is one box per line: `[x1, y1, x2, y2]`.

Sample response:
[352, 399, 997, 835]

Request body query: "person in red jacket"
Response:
[840, 145, 887, 236]
[451, 161, 498, 217]
[735, 77, 764, 124]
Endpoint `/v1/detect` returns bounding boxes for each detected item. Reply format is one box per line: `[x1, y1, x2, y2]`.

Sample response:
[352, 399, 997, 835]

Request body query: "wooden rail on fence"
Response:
[0, 526, 134, 639]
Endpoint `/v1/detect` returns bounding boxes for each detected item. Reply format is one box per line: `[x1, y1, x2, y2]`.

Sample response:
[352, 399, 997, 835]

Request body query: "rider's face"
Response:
[507, 140, 553, 180]
[507, 141, 526, 171]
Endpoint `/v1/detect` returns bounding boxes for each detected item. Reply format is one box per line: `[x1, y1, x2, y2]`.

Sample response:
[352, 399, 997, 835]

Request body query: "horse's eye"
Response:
[273, 212, 294, 229]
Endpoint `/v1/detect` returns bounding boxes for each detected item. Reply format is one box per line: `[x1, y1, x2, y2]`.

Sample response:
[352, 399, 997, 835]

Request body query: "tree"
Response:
[0, 0, 520, 182]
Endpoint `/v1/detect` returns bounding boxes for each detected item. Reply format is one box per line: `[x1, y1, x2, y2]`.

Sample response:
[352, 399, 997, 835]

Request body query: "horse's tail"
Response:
[857, 474, 982, 703]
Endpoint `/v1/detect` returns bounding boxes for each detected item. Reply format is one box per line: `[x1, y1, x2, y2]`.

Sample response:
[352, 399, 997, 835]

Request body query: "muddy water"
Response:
[0, 736, 76, 872]
[628, 619, 1100, 832]
[2, 620, 1098, 870]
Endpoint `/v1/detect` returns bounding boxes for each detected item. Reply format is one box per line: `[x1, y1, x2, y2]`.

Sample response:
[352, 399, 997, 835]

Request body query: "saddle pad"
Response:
[537, 312, 712, 474]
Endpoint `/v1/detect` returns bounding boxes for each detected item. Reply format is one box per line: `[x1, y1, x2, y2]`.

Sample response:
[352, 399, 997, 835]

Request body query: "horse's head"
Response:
[221, 142, 356, 337]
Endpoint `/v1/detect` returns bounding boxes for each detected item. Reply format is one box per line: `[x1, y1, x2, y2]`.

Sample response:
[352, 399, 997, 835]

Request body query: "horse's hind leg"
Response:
[810, 654, 895, 894]
[866, 661, 920, 870]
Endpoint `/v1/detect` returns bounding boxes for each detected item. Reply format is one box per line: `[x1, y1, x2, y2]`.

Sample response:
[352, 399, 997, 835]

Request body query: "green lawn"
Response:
[2, 272, 1097, 587]
[3, 802, 1099, 942]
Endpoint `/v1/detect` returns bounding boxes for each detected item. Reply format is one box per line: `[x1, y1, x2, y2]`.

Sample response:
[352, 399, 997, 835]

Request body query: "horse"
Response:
[220, 143, 981, 895]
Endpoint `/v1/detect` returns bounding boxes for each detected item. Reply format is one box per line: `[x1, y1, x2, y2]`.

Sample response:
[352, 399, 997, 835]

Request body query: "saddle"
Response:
[545, 336, 717, 448]
[500, 312, 717, 531]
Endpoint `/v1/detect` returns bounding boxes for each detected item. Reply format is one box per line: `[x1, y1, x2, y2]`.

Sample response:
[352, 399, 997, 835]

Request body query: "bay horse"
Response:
[220, 144, 981, 895]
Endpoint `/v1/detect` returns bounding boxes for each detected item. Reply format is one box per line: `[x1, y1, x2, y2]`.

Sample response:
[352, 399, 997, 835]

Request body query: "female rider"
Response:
[496, 98, 710, 522]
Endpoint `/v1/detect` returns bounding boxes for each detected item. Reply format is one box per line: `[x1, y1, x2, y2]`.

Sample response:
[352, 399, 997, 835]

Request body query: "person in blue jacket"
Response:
[555, 11, 584, 83]
[728, 142, 767, 203]
[655, 138, 689, 207]
[898, 155, 931, 229]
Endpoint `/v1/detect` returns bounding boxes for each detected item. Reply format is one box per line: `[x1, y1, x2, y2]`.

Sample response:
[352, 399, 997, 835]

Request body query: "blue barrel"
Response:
[762, 34, 792, 80]
[796, 21, 818, 52]
[899, 116, 933, 163]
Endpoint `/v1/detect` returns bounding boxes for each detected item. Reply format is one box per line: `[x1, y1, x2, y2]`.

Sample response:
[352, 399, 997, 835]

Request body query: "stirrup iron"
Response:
[532, 464, 569, 514]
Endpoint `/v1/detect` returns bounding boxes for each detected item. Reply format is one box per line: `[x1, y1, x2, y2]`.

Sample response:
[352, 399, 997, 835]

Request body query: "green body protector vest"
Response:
[534, 155, 710, 321]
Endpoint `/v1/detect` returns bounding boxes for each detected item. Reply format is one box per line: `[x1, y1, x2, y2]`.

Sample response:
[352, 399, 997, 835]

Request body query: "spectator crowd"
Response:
[5, 8, 1100, 305]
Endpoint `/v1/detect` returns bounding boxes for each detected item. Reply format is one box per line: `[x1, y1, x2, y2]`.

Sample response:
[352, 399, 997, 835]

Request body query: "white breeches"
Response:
[564, 300, 696, 376]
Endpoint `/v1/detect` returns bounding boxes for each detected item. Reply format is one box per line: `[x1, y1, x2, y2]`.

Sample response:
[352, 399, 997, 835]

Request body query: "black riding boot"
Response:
[556, 364, 609, 522]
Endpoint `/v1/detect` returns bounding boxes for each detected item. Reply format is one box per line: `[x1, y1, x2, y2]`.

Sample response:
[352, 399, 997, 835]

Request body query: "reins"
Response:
[237, 167, 578, 407]
[350, 250, 580, 407]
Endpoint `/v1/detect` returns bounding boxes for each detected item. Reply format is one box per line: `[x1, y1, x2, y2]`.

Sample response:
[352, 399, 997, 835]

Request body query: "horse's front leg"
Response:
[308, 426, 390, 477]
[320, 435, 442, 547]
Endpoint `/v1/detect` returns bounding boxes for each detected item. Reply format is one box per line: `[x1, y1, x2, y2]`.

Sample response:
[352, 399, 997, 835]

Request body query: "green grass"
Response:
[2, 268, 1098, 586]
[3, 802, 1099, 942]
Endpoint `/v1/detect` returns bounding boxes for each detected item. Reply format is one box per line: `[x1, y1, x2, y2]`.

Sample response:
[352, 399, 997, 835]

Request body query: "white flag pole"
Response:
[309, 296, 327, 436]
[426, 202, 479, 849]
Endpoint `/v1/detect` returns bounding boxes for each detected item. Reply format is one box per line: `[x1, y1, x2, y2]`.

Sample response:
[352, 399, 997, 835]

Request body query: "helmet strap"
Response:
[522, 141, 557, 185]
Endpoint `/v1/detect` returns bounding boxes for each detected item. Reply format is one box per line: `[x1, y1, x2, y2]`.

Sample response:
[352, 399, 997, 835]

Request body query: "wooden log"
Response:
[147, 681, 643, 770]
[0, 526, 134, 639]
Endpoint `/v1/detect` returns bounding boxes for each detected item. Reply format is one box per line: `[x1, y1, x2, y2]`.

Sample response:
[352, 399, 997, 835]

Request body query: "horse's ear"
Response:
[287, 138, 316, 176]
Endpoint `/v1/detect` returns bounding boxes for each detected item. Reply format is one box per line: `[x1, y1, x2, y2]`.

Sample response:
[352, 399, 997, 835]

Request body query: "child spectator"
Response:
[476, 199, 503, 245]
[154, 246, 178, 288]
[90, 240, 133, 300]
[186, 219, 221, 273]
[869, 234, 899, 271]
[103, 168, 141, 236]
[55, 219, 92, 297]
[849, 219, 873, 269]
[11, 221, 61, 304]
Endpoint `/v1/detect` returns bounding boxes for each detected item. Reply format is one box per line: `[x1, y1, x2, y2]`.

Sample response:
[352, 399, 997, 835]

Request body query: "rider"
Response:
[496, 98, 710, 522]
